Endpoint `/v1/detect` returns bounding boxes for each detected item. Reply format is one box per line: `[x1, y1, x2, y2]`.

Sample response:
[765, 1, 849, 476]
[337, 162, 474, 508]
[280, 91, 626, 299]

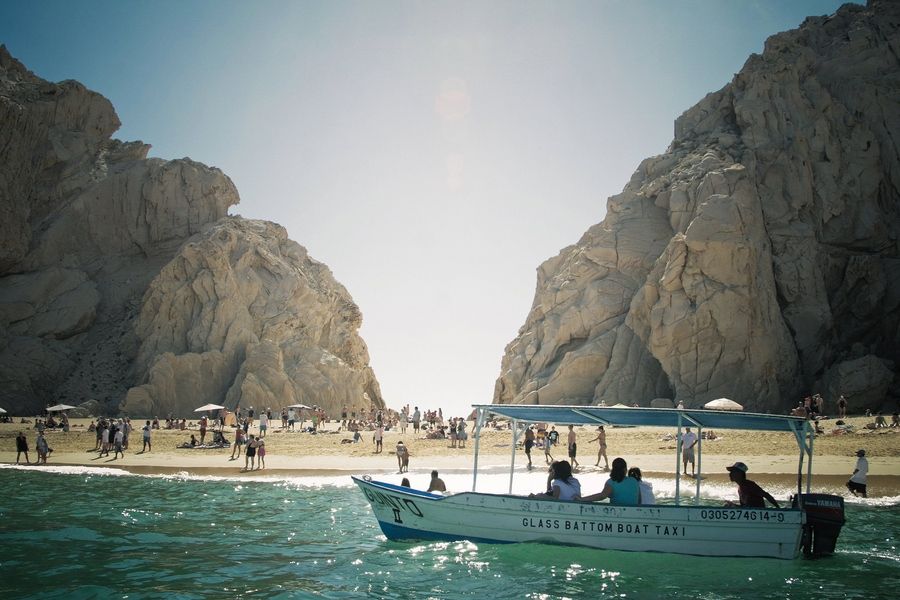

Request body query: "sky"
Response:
[0, 0, 850, 417]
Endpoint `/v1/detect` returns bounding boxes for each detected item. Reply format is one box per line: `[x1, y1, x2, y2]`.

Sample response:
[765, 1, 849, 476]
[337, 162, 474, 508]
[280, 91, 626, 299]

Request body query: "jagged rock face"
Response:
[121, 218, 382, 417]
[0, 46, 383, 417]
[495, 1, 899, 412]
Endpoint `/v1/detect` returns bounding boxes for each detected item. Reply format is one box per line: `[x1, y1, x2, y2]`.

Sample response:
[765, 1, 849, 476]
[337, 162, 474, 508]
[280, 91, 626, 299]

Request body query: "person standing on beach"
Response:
[373, 424, 384, 454]
[230, 427, 244, 460]
[99, 422, 110, 457]
[199, 415, 208, 444]
[243, 436, 258, 471]
[412, 407, 421, 434]
[680, 427, 698, 477]
[588, 426, 609, 470]
[724, 462, 779, 508]
[15, 431, 30, 464]
[567, 425, 579, 470]
[838, 395, 848, 418]
[846, 449, 868, 498]
[524, 426, 535, 469]
[543, 429, 555, 464]
[258, 411, 268, 438]
[141, 420, 152, 452]
[256, 438, 266, 470]
[288, 408, 296, 431]
[35, 430, 50, 464]
[113, 427, 124, 459]
[396, 440, 409, 473]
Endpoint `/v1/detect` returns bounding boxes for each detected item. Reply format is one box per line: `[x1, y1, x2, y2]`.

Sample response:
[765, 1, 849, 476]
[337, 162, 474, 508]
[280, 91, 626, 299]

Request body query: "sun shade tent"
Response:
[286, 404, 312, 409]
[703, 398, 744, 411]
[0, 407, 7, 413]
[46, 404, 77, 412]
[194, 403, 226, 412]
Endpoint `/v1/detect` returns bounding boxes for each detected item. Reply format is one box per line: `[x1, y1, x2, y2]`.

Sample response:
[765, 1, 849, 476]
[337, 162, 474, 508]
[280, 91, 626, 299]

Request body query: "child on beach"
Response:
[256, 439, 266, 469]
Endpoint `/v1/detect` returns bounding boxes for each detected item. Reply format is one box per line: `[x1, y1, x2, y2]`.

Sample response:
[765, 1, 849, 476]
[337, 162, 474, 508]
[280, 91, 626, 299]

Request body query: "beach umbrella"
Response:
[0, 407, 6, 413]
[704, 398, 744, 411]
[46, 404, 77, 412]
[194, 403, 226, 412]
[286, 403, 312, 409]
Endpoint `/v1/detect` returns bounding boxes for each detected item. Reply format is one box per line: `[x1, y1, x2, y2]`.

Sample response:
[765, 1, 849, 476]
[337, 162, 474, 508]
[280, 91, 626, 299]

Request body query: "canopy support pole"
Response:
[695, 426, 702, 505]
[472, 408, 486, 491]
[509, 419, 521, 494]
[675, 413, 683, 506]
[806, 421, 813, 494]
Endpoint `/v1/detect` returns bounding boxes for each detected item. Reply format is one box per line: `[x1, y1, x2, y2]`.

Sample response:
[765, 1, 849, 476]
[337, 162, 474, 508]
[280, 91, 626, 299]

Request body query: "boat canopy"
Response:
[471, 404, 806, 432]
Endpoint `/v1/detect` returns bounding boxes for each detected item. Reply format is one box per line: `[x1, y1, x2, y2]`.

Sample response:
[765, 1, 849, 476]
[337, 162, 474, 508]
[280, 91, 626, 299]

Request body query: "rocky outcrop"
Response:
[0, 46, 383, 417]
[121, 218, 381, 417]
[495, 1, 900, 412]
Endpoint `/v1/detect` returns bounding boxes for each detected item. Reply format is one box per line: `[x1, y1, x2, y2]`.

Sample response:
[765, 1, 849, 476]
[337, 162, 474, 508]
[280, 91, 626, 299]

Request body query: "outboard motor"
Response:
[792, 493, 846, 557]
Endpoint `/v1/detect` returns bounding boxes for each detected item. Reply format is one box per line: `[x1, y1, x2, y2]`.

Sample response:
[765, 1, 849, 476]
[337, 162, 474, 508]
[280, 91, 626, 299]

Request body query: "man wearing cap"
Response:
[724, 462, 780, 508]
[847, 449, 868, 498]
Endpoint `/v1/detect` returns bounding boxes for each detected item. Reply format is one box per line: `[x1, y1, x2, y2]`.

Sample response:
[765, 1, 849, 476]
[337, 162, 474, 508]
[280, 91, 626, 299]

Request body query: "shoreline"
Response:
[2, 415, 897, 495]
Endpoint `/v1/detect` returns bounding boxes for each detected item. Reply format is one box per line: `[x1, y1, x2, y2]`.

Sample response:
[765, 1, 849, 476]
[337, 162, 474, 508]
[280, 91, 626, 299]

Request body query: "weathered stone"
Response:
[495, 1, 900, 411]
[0, 46, 383, 417]
[818, 355, 895, 413]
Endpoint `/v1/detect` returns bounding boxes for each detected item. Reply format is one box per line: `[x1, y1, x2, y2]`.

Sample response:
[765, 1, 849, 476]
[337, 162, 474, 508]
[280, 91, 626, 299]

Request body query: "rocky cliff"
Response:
[495, 0, 899, 413]
[0, 46, 383, 417]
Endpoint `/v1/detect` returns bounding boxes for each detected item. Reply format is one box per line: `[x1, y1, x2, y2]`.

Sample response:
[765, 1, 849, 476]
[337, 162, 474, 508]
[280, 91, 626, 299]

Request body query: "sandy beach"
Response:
[2, 415, 898, 492]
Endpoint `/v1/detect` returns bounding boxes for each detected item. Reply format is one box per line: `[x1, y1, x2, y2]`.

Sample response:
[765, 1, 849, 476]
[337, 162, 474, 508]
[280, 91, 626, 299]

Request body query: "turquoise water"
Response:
[0, 466, 897, 599]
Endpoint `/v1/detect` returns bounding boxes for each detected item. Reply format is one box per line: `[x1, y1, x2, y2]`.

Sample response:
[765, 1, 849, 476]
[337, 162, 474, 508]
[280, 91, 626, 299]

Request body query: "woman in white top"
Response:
[531, 460, 581, 501]
[628, 467, 655, 505]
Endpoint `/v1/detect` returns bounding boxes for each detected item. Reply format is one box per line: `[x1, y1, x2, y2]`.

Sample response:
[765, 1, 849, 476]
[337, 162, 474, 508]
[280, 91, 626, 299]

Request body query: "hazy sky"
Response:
[1, 0, 849, 417]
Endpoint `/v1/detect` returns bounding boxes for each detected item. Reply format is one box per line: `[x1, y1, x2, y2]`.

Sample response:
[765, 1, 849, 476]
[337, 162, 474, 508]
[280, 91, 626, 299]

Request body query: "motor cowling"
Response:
[792, 493, 846, 557]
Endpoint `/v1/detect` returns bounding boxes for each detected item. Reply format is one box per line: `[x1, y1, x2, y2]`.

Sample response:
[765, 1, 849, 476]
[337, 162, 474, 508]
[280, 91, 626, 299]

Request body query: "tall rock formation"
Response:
[495, 0, 899, 412]
[0, 46, 383, 417]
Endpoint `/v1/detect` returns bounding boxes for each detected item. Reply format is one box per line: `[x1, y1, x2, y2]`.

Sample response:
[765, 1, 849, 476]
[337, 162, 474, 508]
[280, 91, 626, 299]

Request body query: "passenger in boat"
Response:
[628, 467, 655, 505]
[724, 462, 780, 508]
[530, 460, 581, 500]
[846, 449, 868, 498]
[580, 457, 640, 505]
[427, 470, 447, 493]
[401, 478, 411, 487]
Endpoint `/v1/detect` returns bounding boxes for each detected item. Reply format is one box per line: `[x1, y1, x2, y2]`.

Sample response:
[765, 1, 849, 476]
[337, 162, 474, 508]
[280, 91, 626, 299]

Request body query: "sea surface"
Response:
[0, 465, 897, 599]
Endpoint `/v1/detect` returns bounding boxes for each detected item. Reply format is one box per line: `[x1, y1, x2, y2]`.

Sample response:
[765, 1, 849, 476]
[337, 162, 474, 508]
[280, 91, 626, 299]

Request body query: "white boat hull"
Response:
[354, 476, 804, 559]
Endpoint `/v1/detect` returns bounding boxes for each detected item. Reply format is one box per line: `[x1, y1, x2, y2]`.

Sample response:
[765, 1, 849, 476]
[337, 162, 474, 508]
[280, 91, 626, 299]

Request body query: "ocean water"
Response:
[0, 465, 897, 599]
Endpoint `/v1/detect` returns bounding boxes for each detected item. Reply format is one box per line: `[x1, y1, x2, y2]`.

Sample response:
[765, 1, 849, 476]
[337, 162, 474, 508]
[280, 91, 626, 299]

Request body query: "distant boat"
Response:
[355, 405, 845, 560]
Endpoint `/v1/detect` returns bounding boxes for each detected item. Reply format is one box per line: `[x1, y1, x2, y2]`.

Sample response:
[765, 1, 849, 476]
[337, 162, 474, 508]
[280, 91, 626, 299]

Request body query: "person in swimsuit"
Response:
[243, 436, 258, 471]
[256, 439, 266, 470]
[589, 426, 609, 469]
[15, 431, 30, 464]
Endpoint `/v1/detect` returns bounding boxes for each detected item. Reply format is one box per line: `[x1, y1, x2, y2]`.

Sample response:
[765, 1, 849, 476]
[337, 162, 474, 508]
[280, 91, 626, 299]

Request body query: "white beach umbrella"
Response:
[0, 407, 7, 414]
[194, 403, 226, 412]
[286, 403, 312, 409]
[46, 404, 77, 412]
[703, 398, 744, 411]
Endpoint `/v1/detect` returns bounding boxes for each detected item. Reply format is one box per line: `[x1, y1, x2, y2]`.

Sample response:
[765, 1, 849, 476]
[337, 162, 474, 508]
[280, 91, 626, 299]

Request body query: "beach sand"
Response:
[2, 415, 898, 494]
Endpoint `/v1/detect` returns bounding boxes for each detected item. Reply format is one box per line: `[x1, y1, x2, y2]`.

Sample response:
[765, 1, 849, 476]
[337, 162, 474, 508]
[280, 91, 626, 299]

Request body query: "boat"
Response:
[353, 405, 846, 559]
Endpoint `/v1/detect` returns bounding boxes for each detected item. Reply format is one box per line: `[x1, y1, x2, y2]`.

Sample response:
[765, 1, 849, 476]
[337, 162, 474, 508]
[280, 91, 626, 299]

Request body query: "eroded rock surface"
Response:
[0, 46, 383, 417]
[495, 1, 899, 412]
